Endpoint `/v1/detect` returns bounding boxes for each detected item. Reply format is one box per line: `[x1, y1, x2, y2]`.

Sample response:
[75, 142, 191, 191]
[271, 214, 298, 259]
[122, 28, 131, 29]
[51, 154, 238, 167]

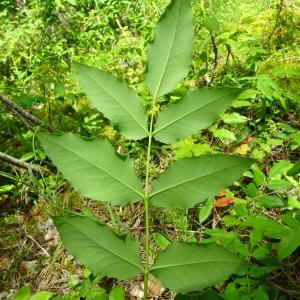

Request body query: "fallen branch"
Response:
[0, 151, 40, 171]
[0, 93, 55, 132]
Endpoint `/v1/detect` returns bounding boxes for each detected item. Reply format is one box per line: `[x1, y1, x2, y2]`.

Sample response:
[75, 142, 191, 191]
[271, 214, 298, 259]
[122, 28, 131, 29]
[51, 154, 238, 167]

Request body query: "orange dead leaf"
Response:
[218, 189, 227, 197]
[242, 136, 254, 144]
[214, 197, 234, 207]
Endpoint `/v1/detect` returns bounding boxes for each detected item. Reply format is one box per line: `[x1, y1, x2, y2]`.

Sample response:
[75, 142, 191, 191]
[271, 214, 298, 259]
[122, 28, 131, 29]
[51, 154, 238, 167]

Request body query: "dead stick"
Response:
[0, 93, 54, 132]
[0, 151, 40, 171]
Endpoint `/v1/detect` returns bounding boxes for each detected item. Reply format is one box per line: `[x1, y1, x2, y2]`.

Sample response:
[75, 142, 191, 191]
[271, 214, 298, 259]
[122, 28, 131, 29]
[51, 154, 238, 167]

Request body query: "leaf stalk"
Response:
[143, 102, 156, 300]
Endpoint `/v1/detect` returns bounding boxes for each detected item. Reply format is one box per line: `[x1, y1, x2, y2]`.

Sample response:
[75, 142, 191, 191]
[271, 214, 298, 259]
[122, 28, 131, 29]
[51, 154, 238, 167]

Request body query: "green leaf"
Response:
[0, 184, 14, 194]
[280, 212, 300, 228]
[109, 287, 125, 300]
[268, 160, 291, 178]
[258, 195, 284, 208]
[243, 216, 288, 239]
[85, 288, 107, 300]
[249, 229, 264, 247]
[30, 292, 53, 300]
[287, 159, 300, 176]
[198, 198, 214, 224]
[75, 63, 148, 140]
[257, 74, 277, 100]
[278, 229, 300, 259]
[13, 286, 31, 300]
[66, 0, 77, 5]
[154, 232, 171, 250]
[251, 164, 266, 186]
[252, 286, 269, 300]
[244, 183, 261, 199]
[175, 290, 224, 300]
[150, 154, 255, 209]
[144, 0, 194, 98]
[153, 88, 241, 144]
[238, 89, 258, 99]
[221, 112, 247, 124]
[38, 133, 143, 205]
[288, 196, 300, 209]
[266, 179, 293, 190]
[53, 215, 143, 280]
[203, 17, 220, 33]
[213, 129, 237, 141]
[151, 242, 248, 292]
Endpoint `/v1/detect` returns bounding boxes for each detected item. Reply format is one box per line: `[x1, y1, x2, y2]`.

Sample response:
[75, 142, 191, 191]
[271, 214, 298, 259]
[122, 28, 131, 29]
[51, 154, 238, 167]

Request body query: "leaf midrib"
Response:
[149, 159, 248, 198]
[153, 90, 237, 135]
[151, 257, 244, 271]
[82, 68, 148, 135]
[44, 136, 144, 198]
[63, 218, 143, 272]
[152, 0, 183, 98]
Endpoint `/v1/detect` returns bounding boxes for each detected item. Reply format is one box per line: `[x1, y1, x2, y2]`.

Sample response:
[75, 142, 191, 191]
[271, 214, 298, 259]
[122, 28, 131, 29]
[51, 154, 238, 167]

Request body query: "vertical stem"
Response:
[143, 104, 155, 300]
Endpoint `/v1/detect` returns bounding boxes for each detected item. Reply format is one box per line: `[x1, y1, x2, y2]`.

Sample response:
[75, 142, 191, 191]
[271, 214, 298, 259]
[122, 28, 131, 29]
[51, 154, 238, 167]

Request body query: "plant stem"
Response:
[143, 105, 156, 300]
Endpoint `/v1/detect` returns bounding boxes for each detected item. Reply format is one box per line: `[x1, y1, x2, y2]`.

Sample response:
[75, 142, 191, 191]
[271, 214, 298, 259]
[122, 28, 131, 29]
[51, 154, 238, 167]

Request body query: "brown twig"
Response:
[266, 0, 284, 46]
[220, 44, 234, 84]
[0, 93, 55, 132]
[208, 35, 218, 86]
[0, 151, 40, 171]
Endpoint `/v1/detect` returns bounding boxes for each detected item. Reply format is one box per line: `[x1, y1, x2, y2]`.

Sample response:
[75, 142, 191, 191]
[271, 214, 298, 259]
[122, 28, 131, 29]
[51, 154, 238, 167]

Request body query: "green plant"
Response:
[13, 276, 126, 300]
[38, 0, 255, 298]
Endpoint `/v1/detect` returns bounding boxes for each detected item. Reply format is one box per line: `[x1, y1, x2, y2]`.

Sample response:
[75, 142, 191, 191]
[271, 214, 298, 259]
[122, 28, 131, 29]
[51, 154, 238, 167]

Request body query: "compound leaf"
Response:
[144, 0, 194, 98]
[153, 88, 241, 144]
[150, 154, 255, 209]
[54, 215, 143, 280]
[151, 242, 248, 292]
[38, 133, 143, 205]
[75, 63, 148, 140]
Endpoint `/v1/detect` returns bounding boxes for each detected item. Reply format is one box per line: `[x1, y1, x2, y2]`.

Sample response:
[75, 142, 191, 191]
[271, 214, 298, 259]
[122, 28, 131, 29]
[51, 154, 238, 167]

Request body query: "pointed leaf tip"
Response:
[75, 62, 148, 140]
[144, 0, 194, 98]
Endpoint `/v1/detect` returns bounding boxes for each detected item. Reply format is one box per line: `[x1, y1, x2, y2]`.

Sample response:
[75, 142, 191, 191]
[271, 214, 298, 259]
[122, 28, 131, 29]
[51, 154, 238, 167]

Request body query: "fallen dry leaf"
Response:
[128, 276, 164, 299]
[214, 197, 234, 208]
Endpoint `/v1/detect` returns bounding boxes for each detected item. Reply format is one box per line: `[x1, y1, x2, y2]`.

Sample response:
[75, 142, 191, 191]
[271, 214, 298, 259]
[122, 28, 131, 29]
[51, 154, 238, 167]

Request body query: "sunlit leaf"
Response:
[109, 287, 125, 300]
[213, 129, 237, 141]
[268, 160, 291, 178]
[203, 17, 220, 33]
[287, 159, 300, 176]
[30, 292, 53, 300]
[13, 286, 30, 300]
[221, 112, 247, 124]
